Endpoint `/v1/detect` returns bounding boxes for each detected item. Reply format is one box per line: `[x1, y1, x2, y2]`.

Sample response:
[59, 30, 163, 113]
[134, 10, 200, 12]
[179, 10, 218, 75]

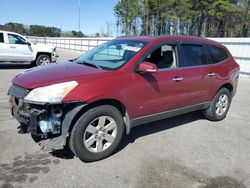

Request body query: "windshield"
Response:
[74, 40, 147, 70]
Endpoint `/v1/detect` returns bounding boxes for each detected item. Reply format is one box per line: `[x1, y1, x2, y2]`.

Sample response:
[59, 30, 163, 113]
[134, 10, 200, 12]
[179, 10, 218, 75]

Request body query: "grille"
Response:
[8, 84, 29, 99]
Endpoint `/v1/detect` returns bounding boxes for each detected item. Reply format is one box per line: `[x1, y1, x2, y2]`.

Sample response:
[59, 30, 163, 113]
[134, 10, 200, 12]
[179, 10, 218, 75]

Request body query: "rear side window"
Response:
[0, 33, 4, 43]
[181, 45, 207, 67]
[206, 45, 228, 64]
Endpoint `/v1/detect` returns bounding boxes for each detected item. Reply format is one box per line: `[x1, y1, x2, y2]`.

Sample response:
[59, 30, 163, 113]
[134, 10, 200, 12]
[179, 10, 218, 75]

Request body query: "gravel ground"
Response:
[0, 48, 249, 188]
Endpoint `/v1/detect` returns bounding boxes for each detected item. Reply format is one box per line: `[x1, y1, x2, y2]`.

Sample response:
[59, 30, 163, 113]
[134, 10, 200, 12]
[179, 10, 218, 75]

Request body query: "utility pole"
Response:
[60, 22, 62, 36]
[116, 17, 119, 37]
[78, 0, 81, 31]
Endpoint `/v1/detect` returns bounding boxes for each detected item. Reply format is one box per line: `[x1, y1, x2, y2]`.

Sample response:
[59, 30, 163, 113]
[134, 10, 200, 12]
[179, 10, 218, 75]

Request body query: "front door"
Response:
[130, 43, 191, 118]
[0, 32, 9, 61]
[7, 33, 33, 62]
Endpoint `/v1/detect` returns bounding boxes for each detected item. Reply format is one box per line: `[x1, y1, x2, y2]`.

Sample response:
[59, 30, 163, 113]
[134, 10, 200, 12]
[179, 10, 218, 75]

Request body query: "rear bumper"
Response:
[232, 68, 240, 97]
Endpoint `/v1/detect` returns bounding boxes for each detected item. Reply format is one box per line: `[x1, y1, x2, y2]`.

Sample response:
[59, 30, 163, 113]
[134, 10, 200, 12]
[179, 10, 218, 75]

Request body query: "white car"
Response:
[0, 30, 58, 66]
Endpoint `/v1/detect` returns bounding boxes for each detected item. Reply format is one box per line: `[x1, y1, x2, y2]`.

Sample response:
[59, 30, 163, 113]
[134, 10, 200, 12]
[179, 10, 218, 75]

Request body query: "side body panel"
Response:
[0, 32, 10, 61]
[7, 33, 34, 62]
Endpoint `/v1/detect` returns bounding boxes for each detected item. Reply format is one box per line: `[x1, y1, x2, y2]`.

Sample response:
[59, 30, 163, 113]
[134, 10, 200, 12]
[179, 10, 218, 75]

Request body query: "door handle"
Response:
[9, 46, 16, 49]
[172, 77, 183, 82]
[207, 72, 216, 77]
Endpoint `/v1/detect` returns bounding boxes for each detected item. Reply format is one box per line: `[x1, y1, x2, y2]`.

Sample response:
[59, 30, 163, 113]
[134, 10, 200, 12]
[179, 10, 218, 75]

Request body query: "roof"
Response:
[0, 30, 21, 36]
[116, 36, 151, 42]
[116, 35, 224, 48]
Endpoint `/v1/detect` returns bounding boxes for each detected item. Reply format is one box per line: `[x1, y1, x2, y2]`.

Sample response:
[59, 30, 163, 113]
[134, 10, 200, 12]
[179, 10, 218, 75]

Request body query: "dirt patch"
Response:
[137, 158, 209, 188]
[137, 158, 247, 188]
[0, 152, 60, 188]
[204, 176, 247, 188]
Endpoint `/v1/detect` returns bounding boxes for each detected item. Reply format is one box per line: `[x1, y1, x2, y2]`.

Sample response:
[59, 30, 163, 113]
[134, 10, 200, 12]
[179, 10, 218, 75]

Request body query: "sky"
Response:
[0, 0, 119, 35]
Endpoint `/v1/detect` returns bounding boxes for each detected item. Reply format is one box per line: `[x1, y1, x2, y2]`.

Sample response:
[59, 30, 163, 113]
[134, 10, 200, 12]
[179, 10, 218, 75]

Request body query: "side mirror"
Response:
[26, 41, 31, 46]
[137, 61, 158, 73]
[116, 44, 122, 50]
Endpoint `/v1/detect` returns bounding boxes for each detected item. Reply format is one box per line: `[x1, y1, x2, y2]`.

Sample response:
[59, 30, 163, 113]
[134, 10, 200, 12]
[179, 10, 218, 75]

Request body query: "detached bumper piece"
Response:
[8, 84, 86, 150]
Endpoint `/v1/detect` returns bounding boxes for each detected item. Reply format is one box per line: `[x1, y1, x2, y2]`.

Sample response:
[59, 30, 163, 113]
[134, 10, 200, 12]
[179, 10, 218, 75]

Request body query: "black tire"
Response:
[69, 105, 125, 162]
[203, 88, 232, 121]
[35, 54, 51, 66]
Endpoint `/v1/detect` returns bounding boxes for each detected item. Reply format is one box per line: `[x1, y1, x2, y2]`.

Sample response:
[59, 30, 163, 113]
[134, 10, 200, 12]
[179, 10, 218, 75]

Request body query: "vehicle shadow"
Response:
[50, 148, 75, 160]
[49, 111, 204, 160]
[0, 63, 32, 69]
[117, 111, 205, 152]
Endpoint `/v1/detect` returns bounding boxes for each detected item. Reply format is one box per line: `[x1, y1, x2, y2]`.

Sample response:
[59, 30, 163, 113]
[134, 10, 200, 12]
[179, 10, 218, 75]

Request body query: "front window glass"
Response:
[8, 34, 27, 45]
[145, 44, 177, 69]
[74, 40, 147, 70]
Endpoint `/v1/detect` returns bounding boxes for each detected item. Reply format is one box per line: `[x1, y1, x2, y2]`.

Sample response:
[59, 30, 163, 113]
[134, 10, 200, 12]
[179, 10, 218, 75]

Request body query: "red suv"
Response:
[8, 36, 240, 162]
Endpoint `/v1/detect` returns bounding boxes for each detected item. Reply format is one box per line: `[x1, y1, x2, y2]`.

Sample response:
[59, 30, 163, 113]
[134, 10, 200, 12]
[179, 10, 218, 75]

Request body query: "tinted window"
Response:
[0, 33, 4, 43]
[207, 45, 228, 64]
[8, 34, 27, 45]
[181, 45, 207, 67]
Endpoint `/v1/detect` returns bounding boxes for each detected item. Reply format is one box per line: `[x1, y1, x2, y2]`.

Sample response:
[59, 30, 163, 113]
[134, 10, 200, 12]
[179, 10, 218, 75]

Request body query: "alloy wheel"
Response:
[83, 116, 117, 153]
[215, 94, 228, 116]
[39, 57, 50, 65]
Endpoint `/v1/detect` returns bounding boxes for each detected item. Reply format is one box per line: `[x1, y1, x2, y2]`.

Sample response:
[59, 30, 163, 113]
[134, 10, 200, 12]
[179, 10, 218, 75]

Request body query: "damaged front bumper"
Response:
[52, 48, 58, 62]
[8, 84, 86, 150]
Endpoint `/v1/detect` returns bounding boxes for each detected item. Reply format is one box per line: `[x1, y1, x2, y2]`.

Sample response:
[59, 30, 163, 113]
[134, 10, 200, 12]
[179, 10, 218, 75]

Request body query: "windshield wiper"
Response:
[79, 61, 102, 70]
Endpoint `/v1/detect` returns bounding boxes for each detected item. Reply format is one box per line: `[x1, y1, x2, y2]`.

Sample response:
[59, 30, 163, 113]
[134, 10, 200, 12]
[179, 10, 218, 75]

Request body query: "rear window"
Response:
[181, 45, 207, 67]
[0, 33, 4, 43]
[206, 45, 228, 64]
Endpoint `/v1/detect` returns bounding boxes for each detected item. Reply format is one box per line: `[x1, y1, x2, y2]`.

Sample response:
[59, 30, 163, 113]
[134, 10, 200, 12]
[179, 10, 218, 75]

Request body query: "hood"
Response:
[12, 61, 107, 89]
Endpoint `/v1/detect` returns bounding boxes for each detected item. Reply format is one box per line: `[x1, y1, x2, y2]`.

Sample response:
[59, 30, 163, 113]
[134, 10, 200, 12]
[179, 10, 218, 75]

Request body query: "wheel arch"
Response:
[217, 83, 233, 94]
[209, 83, 233, 103]
[36, 52, 52, 60]
[67, 98, 130, 140]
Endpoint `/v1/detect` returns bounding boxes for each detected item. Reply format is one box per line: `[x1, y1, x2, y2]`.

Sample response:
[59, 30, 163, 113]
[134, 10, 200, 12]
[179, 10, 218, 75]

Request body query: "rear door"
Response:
[7, 33, 33, 62]
[178, 43, 216, 106]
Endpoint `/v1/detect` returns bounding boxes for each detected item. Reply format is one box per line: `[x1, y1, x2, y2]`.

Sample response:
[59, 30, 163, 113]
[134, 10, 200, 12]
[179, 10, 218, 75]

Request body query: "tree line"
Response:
[114, 0, 250, 37]
[0, 22, 85, 37]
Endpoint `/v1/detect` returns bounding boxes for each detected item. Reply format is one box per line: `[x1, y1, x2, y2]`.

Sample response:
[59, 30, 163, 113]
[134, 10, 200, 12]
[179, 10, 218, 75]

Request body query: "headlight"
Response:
[24, 81, 78, 103]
